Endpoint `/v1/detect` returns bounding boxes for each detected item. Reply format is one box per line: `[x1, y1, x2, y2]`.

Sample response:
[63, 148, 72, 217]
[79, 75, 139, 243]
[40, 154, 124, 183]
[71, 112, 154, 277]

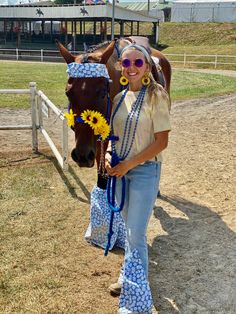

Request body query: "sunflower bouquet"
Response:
[81, 110, 110, 141]
[64, 109, 110, 141]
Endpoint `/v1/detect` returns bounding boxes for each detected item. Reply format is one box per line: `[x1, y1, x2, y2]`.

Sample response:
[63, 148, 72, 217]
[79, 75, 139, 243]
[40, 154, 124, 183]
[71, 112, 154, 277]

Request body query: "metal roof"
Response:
[118, 1, 172, 11]
[0, 3, 159, 22]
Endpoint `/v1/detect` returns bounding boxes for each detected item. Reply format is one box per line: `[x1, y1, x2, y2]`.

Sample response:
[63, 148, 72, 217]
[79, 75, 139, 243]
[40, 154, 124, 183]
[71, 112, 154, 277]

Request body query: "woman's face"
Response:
[121, 49, 150, 87]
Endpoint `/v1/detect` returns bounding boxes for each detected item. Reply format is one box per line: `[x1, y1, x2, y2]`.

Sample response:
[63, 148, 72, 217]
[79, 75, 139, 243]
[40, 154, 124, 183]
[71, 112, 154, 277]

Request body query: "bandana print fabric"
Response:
[119, 249, 153, 314]
[84, 185, 126, 250]
[67, 62, 110, 79]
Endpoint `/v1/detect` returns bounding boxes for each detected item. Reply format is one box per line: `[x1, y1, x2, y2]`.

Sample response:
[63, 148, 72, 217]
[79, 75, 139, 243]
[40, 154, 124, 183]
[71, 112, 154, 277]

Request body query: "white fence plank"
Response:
[165, 52, 236, 68]
[37, 90, 64, 119]
[0, 83, 69, 171]
[0, 89, 30, 94]
[0, 125, 32, 130]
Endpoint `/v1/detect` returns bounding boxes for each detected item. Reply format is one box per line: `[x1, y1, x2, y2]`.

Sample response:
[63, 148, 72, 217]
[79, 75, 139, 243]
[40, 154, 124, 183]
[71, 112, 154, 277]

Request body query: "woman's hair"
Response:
[148, 72, 160, 99]
[120, 44, 160, 98]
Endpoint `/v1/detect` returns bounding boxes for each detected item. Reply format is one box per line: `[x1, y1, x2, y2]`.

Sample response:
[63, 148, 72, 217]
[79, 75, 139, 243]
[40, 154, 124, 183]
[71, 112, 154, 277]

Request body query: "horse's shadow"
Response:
[149, 195, 236, 314]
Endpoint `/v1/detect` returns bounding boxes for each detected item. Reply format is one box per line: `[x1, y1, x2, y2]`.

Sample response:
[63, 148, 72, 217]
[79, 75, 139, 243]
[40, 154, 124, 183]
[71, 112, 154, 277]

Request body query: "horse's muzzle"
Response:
[71, 148, 95, 168]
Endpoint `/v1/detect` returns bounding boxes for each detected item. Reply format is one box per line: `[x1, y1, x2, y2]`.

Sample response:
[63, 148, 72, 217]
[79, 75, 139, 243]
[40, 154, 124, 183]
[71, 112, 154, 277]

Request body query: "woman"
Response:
[105, 44, 171, 313]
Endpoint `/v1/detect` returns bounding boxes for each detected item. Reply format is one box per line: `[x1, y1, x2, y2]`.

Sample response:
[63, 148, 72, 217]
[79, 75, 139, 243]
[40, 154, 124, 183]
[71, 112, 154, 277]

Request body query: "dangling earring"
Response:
[120, 75, 129, 86]
[142, 73, 150, 86]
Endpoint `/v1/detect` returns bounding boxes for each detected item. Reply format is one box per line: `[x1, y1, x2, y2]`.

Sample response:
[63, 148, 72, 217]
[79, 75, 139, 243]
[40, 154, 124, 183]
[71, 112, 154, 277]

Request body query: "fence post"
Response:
[41, 49, 43, 62]
[214, 54, 218, 69]
[184, 53, 186, 68]
[16, 48, 19, 61]
[29, 82, 38, 152]
[38, 97, 43, 128]
[62, 118, 69, 171]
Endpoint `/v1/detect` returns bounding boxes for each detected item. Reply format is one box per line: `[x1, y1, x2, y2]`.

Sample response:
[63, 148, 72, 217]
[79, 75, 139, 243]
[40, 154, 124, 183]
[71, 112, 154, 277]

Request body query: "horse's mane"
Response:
[87, 41, 112, 53]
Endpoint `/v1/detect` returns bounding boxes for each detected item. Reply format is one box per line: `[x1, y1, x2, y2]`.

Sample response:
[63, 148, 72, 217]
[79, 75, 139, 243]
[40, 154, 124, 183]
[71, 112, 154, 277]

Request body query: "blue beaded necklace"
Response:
[111, 85, 147, 163]
[105, 85, 147, 256]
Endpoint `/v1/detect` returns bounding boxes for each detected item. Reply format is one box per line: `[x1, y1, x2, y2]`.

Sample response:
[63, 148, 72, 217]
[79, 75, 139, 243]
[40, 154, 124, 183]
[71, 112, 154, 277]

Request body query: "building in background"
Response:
[0, 1, 160, 49]
[118, 1, 172, 21]
[171, 0, 236, 22]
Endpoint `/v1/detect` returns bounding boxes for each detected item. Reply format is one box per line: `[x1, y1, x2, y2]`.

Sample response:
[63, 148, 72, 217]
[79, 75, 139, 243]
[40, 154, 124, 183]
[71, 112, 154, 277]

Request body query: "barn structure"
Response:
[0, 2, 160, 49]
[171, 0, 236, 22]
[117, 1, 172, 22]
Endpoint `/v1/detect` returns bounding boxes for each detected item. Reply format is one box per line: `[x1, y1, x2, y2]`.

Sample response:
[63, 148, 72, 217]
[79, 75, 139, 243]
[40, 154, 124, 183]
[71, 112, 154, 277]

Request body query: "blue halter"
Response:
[66, 62, 114, 138]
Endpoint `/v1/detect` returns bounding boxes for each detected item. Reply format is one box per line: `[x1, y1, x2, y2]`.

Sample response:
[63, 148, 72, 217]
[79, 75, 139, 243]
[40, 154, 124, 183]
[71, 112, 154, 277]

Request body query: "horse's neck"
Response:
[108, 64, 121, 101]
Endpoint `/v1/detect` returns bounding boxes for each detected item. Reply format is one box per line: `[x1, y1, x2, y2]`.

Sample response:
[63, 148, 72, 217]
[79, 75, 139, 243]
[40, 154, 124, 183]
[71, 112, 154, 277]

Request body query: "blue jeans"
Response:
[116, 161, 161, 278]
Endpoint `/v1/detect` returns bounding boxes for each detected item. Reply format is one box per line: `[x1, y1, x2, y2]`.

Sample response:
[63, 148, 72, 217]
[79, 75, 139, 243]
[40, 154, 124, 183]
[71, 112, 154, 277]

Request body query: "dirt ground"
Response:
[0, 91, 236, 313]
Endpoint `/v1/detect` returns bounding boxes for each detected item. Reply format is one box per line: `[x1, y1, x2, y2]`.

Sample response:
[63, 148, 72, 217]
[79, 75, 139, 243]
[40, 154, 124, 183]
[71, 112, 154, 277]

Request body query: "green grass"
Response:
[163, 44, 236, 55]
[157, 22, 236, 69]
[158, 22, 236, 48]
[0, 164, 52, 201]
[0, 61, 235, 108]
[0, 61, 67, 109]
[171, 70, 236, 100]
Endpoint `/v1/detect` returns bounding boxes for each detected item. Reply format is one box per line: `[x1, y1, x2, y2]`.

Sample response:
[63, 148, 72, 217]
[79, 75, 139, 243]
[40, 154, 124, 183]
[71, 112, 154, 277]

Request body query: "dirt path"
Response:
[148, 93, 236, 313]
[0, 93, 236, 313]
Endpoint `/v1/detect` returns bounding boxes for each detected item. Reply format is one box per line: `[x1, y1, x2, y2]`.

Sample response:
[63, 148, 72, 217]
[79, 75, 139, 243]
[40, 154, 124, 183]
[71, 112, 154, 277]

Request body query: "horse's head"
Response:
[58, 40, 116, 167]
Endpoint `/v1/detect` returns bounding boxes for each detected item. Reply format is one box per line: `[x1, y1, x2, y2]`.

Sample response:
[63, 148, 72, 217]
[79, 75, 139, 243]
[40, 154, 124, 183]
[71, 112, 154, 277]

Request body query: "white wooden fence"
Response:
[0, 48, 236, 69]
[0, 82, 68, 170]
[0, 48, 77, 63]
[165, 53, 236, 69]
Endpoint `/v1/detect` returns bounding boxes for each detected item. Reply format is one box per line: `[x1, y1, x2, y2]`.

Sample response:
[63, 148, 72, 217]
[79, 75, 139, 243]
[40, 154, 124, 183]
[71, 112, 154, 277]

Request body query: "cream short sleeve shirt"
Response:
[112, 85, 171, 162]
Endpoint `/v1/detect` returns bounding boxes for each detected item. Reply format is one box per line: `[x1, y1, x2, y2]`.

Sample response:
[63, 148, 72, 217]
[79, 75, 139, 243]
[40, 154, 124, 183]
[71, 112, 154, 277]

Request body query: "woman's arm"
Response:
[106, 130, 169, 178]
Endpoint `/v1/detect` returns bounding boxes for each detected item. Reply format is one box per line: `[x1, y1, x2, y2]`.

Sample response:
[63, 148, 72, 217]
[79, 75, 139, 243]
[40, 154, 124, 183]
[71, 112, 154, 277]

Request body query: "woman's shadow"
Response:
[149, 195, 236, 314]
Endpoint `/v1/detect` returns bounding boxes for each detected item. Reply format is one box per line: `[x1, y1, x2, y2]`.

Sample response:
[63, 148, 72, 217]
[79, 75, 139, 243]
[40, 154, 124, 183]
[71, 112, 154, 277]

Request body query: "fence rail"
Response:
[0, 48, 236, 69]
[0, 48, 80, 63]
[0, 82, 68, 171]
[165, 53, 236, 69]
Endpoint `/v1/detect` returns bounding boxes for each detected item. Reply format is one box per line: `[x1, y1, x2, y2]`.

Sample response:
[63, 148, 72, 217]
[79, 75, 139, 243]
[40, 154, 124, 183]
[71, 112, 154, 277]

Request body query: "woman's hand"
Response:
[106, 160, 132, 178]
[105, 160, 113, 176]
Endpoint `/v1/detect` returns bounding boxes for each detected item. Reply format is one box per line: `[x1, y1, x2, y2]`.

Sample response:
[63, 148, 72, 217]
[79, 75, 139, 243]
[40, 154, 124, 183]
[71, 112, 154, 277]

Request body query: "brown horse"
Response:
[58, 37, 171, 188]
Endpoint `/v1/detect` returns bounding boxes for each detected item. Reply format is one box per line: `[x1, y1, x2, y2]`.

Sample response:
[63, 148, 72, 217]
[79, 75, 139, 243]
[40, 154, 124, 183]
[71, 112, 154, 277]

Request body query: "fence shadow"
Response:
[149, 195, 236, 313]
[50, 156, 90, 204]
[68, 165, 91, 201]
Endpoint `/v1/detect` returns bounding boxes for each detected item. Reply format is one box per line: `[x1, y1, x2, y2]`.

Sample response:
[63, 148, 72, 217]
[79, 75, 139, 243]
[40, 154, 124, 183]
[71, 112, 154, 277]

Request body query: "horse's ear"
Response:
[56, 40, 75, 64]
[100, 39, 117, 64]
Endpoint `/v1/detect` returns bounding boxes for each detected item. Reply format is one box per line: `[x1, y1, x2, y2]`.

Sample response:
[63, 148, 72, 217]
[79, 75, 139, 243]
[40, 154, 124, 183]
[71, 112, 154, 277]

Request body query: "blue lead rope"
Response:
[104, 86, 147, 255]
[105, 155, 126, 256]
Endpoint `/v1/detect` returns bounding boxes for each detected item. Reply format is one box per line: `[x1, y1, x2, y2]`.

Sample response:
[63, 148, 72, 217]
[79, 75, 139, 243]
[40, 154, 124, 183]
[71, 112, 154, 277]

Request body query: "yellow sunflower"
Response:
[64, 109, 76, 128]
[81, 110, 92, 124]
[87, 111, 104, 130]
[96, 123, 110, 141]
[80, 109, 110, 140]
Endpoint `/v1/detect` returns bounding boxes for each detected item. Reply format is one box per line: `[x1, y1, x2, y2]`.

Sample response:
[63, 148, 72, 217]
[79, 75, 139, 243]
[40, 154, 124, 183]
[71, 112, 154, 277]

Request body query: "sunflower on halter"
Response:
[95, 122, 110, 141]
[80, 109, 93, 124]
[84, 111, 104, 130]
[64, 109, 76, 128]
[83, 110, 110, 141]
[65, 108, 110, 140]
